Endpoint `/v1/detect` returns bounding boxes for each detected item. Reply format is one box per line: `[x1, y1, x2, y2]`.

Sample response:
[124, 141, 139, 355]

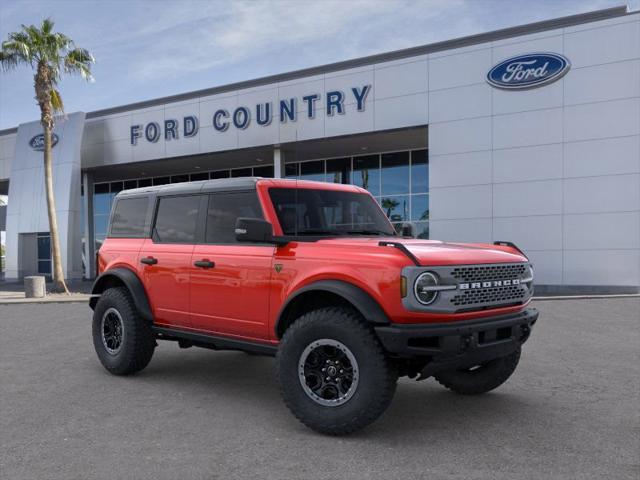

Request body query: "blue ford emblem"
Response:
[29, 133, 59, 151]
[487, 53, 570, 90]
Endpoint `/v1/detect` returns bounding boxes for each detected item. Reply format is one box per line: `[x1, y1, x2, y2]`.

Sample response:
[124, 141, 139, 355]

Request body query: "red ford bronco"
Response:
[90, 177, 537, 435]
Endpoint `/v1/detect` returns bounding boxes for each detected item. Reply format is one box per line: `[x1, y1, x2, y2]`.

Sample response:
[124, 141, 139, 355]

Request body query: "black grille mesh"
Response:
[451, 264, 527, 283]
[451, 285, 527, 307]
[449, 263, 530, 308]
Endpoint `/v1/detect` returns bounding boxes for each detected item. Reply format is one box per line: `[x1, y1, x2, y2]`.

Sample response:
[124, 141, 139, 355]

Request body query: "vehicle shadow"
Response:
[374, 381, 537, 437]
[91, 344, 541, 440]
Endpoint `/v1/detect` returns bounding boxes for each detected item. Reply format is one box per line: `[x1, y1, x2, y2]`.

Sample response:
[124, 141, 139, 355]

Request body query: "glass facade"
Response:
[286, 149, 429, 238]
[91, 164, 275, 250]
[90, 148, 429, 251]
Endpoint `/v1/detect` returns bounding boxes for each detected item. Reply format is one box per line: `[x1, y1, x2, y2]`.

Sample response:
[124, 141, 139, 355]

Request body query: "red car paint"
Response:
[97, 179, 530, 344]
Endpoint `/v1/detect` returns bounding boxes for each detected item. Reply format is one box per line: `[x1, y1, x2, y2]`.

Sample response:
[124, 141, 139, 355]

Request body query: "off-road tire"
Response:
[92, 287, 155, 375]
[276, 307, 398, 435]
[434, 347, 521, 395]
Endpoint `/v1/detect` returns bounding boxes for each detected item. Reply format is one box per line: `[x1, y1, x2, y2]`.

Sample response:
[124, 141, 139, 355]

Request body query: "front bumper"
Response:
[375, 308, 538, 378]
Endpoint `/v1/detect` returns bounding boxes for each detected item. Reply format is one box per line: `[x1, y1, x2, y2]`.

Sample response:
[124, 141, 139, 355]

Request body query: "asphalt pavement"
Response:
[0, 298, 638, 480]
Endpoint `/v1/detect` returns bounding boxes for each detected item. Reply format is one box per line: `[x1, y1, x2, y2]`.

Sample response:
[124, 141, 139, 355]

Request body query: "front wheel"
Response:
[434, 348, 521, 395]
[276, 307, 397, 435]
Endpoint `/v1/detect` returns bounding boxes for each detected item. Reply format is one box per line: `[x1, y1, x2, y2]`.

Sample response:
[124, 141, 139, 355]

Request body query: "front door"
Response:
[189, 191, 273, 341]
[139, 194, 203, 329]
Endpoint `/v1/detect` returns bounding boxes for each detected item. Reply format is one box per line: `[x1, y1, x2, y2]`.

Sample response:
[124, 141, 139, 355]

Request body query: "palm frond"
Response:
[0, 51, 20, 70]
[49, 63, 61, 84]
[5, 28, 37, 64]
[53, 32, 72, 50]
[0, 42, 30, 70]
[1, 25, 32, 70]
[7, 31, 32, 50]
[64, 47, 94, 81]
[2, 18, 95, 118]
[41, 17, 54, 35]
[50, 88, 64, 113]
[65, 47, 93, 65]
[2, 39, 29, 55]
[22, 24, 42, 48]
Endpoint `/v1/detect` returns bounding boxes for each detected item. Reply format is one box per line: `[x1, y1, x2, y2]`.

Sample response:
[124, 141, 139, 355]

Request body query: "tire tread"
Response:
[92, 287, 155, 375]
[276, 306, 397, 435]
[434, 348, 521, 395]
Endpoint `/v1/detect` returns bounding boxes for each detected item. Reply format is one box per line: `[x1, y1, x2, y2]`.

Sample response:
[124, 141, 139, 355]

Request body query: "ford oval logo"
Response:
[29, 133, 59, 151]
[487, 53, 570, 90]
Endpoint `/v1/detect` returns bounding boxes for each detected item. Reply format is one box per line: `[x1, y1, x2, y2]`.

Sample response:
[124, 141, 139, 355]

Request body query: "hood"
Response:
[314, 237, 528, 266]
[395, 239, 527, 266]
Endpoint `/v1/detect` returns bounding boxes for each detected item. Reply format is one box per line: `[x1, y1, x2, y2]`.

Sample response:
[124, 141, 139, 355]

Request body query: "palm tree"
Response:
[381, 198, 400, 218]
[0, 18, 94, 292]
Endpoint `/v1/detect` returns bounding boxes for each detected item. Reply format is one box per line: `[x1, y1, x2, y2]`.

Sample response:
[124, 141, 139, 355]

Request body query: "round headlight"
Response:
[414, 272, 439, 305]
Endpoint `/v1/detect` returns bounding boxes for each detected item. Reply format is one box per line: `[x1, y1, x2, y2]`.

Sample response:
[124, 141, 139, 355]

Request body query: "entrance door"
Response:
[139, 194, 203, 329]
[189, 191, 273, 341]
[37, 232, 51, 276]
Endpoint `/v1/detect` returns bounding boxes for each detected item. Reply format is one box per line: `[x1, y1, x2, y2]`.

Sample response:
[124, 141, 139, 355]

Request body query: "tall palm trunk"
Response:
[43, 123, 68, 293]
[2, 19, 94, 292]
[36, 63, 68, 293]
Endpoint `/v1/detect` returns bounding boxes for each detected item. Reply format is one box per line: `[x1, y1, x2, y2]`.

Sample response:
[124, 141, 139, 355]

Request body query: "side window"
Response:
[206, 191, 264, 244]
[153, 195, 200, 243]
[110, 197, 149, 237]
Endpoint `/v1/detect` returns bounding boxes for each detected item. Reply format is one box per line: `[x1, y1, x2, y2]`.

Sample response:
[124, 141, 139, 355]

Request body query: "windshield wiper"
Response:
[293, 228, 394, 236]
[294, 228, 339, 236]
[346, 229, 392, 236]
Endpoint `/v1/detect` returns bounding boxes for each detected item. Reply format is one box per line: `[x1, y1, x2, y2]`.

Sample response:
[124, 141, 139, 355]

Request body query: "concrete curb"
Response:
[1, 293, 638, 306]
[0, 294, 92, 305]
[533, 294, 640, 301]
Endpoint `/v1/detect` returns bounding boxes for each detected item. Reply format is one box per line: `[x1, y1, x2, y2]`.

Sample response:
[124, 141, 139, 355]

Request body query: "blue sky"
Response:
[0, 0, 634, 130]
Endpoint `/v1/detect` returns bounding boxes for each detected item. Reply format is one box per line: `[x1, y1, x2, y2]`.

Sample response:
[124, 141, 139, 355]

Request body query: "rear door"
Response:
[138, 194, 204, 329]
[189, 190, 274, 341]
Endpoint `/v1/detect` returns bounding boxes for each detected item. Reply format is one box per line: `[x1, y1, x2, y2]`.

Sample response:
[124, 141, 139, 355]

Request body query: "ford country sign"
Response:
[29, 133, 59, 151]
[487, 53, 570, 90]
[129, 84, 371, 145]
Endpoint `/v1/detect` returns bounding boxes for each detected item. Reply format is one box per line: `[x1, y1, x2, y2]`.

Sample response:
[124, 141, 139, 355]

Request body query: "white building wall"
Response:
[80, 57, 430, 168]
[428, 13, 640, 288]
[0, 8, 637, 290]
[0, 133, 16, 181]
[5, 113, 85, 280]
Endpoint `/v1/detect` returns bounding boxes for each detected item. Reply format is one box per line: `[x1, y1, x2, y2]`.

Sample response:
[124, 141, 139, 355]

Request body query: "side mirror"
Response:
[235, 218, 274, 243]
[235, 217, 289, 246]
[401, 222, 416, 238]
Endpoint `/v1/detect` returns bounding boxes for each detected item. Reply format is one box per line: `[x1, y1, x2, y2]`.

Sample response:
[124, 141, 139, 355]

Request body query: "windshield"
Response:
[269, 187, 396, 236]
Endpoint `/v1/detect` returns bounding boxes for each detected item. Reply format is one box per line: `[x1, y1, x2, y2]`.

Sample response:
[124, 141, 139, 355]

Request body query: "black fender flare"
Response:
[275, 280, 390, 338]
[89, 268, 153, 322]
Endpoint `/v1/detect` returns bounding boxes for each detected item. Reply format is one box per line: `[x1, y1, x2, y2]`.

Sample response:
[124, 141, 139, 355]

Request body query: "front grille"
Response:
[451, 284, 527, 307]
[451, 264, 527, 283]
[402, 262, 533, 314]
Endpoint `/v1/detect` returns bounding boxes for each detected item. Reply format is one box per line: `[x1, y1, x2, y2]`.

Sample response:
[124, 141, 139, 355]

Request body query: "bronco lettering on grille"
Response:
[459, 279, 521, 290]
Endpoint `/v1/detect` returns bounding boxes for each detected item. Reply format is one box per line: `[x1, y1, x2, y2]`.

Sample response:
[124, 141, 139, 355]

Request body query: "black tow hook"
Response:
[520, 325, 531, 342]
[461, 334, 477, 352]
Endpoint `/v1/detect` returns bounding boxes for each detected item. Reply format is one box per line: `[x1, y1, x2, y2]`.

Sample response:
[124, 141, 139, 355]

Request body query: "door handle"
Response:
[140, 256, 158, 265]
[194, 259, 215, 269]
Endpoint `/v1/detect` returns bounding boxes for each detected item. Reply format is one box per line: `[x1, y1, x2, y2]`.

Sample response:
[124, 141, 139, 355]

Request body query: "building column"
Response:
[273, 147, 286, 178]
[82, 171, 95, 279]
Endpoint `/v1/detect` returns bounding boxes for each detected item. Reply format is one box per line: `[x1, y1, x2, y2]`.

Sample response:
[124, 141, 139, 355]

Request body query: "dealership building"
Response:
[0, 5, 639, 293]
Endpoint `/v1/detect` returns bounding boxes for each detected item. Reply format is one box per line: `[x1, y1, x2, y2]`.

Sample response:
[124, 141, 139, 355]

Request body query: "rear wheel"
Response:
[276, 307, 397, 435]
[434, 348, 521, 395]
[92, 287, 155, 375]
